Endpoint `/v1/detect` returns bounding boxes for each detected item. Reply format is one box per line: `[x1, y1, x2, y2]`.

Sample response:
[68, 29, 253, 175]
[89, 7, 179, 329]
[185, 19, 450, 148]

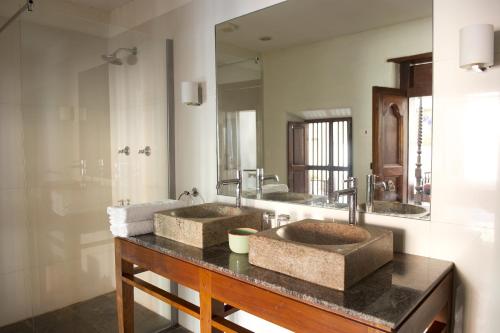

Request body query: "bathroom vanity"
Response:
[115, 235, 453, 333]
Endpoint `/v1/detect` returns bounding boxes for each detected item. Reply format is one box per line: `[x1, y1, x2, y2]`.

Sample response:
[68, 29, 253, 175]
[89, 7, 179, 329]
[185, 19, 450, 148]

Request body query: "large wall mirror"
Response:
[216, 0, 433, 220]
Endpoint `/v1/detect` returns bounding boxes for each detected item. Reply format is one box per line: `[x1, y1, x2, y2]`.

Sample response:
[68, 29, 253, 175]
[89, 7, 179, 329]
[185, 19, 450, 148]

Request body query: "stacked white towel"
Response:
[107, 200, 186, 237]
[110, 220, 154, 238]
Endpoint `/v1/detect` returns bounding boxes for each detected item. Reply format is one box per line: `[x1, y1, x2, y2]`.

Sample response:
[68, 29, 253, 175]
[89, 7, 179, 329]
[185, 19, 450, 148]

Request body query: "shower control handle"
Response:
[138, 146, 151, 156]
[118, 146, 130, 155]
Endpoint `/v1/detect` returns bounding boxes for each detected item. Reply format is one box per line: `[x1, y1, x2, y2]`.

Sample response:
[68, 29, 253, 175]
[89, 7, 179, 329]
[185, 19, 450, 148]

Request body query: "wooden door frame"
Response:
[372, 87, 408, 203]
[287, 122, 308, 193]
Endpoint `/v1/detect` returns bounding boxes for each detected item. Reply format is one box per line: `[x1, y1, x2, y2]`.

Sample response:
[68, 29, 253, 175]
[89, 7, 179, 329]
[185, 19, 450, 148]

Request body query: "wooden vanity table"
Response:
[115, 235, 453, 333]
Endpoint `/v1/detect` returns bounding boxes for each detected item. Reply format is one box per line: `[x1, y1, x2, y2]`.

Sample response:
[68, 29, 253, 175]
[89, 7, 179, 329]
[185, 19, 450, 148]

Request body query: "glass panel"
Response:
[0, 0, 179, 331]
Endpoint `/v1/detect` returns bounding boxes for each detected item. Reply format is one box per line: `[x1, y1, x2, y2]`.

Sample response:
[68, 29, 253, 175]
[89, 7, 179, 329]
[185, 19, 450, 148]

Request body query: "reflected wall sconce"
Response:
[181, 81, 202, 106]
[459, 24, 494, 72]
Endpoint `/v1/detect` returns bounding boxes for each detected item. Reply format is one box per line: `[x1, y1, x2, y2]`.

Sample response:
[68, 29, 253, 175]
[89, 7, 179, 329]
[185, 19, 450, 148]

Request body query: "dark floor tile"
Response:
[0, 291, 185, 333]
[70, 293, 119, 333]
[157, 325, 192, 333]
[0, 319, 34, 333]
[31, 306, 99, 333]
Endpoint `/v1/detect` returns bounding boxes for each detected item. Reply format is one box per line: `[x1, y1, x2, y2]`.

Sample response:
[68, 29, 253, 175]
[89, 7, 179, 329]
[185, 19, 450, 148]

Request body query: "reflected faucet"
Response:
[216, 170, 242, 207]
[256, 168, 279, 197]
[329, 177, 358, 226]
[366, 174, 387, 213]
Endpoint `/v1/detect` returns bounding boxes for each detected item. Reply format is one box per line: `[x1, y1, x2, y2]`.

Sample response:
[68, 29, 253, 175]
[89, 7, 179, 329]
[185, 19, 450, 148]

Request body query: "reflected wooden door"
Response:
[372, 87, 408, 202]
[287, 122, 308, 193]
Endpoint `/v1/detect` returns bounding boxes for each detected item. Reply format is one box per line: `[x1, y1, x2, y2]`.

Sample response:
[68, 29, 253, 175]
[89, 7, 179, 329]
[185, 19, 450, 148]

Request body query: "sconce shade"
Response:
[181, 81, 201, 106]
[459, 24, 494, 71]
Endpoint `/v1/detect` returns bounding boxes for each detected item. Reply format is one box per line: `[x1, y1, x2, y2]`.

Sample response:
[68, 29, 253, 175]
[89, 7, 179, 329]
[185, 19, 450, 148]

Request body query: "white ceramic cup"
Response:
[228, 228, 258, 254]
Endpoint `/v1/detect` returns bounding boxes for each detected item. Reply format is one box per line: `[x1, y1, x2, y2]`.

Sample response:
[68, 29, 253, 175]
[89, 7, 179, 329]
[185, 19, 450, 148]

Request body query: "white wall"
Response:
[262, 18, 432, 195]
[172, 0, 500, 332]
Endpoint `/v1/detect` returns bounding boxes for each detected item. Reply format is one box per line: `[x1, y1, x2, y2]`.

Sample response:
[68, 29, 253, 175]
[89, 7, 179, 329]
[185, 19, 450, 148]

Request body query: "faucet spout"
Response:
[366, 174, 387, 213]
[216, 170, 242, 207]
[329, 177, 358, 226]
[256, 168, 280, 197]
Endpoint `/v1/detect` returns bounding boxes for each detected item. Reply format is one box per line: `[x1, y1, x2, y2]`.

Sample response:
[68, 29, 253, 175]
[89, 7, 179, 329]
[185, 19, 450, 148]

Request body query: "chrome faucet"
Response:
[366, 174, 387, 213]
[216, 170, 242, 207]
[256, 168, 279, 197]
[330, 177, 358, 226]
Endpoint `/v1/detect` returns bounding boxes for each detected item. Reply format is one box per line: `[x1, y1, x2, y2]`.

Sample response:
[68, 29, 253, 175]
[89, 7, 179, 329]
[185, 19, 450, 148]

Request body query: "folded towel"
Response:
[107, 200, 186, 224]
[110, 220, 153, 237]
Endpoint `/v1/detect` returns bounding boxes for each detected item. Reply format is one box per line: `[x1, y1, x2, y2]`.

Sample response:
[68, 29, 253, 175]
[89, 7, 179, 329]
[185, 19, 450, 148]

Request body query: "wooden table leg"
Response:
[199, 269, 225, 333]
[115, 239, 135, 333]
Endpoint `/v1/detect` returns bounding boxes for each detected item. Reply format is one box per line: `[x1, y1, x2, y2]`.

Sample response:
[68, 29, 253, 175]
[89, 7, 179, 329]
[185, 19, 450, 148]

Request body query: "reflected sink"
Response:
[154, 203, 264, 248]
[359, 200, 428, 218]
[249, 219, 393, 290]
[244, 191, 314, 203]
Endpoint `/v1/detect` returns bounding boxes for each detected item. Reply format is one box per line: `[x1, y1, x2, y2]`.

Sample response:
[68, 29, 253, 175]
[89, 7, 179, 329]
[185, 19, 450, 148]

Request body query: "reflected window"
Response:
[288, 119, 352, 197]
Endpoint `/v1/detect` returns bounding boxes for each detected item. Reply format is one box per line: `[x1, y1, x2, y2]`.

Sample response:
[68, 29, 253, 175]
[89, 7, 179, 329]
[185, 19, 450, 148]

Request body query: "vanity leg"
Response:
[199, 270, 224, 333]
[115, 239, 134, 333]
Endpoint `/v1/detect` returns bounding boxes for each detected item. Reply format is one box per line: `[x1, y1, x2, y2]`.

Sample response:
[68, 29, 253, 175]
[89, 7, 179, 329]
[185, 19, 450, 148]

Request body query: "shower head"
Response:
[102, 47, 137, 65]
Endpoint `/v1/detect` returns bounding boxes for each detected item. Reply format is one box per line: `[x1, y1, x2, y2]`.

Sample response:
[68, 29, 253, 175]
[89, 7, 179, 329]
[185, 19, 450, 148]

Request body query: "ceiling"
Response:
[216, 0, 432, 53]
[64, 0, 134, 11]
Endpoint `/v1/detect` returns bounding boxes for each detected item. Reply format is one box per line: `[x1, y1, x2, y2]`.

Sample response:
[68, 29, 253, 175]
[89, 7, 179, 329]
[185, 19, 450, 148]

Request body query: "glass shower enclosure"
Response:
[0, 0, 176, 331]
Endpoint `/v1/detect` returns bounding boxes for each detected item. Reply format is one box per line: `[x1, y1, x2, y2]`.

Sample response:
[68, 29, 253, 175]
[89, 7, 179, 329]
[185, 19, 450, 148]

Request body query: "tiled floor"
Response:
[0, 292, 191, 333]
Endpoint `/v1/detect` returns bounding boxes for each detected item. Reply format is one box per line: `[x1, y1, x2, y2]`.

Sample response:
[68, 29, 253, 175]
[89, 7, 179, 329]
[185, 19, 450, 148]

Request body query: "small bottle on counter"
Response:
[277, 214, 290, 227]
[262, 211, 276, 229]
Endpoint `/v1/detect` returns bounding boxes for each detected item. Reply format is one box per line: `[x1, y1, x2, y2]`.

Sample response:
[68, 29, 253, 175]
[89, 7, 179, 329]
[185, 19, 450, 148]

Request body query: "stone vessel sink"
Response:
[359, 201, 428, 218]
[154, 203, 264, 248]
[244, 191, 314, 203]
[249, 219, 393, 290]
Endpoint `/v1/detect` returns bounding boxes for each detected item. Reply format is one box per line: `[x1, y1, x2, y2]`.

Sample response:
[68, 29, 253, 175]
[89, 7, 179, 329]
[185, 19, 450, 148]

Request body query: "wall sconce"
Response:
[459, 24, 494, 72]
[181, 81, 201, 106]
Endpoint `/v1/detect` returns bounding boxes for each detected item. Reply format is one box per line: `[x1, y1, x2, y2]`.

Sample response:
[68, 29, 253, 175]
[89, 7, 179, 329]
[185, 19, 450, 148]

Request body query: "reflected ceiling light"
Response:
[459, 24, 494, 72]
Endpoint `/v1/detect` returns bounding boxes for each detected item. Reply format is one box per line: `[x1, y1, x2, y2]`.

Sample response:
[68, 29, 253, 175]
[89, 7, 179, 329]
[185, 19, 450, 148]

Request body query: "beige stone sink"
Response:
[244, 191, 314, 203]
[249, 219, 393, 290]
[154, 203, 264, 248]
[358, 200, 428, 218]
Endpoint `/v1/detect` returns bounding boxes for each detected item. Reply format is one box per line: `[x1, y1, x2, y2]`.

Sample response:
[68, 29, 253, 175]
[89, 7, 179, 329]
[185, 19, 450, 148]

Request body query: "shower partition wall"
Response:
[0, 0, 176, 331]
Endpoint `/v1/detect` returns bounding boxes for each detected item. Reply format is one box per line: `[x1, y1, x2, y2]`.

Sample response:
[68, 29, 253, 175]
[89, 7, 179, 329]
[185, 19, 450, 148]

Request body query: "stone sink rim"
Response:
[251, 219, 393, 255]
[156, 202, 264, 224]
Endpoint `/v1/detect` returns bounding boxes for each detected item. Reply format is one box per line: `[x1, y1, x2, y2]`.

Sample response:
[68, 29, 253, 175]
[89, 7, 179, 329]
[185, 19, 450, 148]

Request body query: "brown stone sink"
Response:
[249, 219, 393, 290]
[358, 200, 428, 218]
[244, 191, 314, 203]
[154, 203, 264, 248]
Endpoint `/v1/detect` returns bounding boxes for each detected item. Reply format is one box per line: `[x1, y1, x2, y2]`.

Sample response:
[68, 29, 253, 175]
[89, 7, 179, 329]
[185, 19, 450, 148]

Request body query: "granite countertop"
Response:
[126, 234, 453, 330]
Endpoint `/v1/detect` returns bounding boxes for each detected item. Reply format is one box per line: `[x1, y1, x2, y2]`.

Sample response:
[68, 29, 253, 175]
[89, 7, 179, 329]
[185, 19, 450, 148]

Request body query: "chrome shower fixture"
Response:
[0, 0, 34, 35]
[101, 47, 138, 65]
